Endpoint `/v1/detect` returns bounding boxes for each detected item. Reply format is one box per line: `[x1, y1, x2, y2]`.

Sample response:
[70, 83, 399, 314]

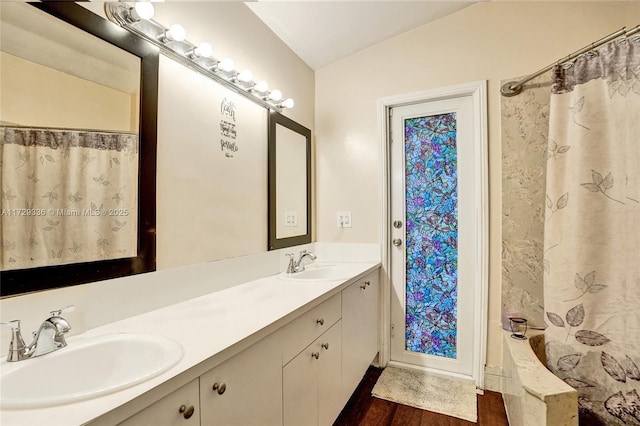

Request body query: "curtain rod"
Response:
[501, 25, 640, 97]
[0, 123, 137, 136]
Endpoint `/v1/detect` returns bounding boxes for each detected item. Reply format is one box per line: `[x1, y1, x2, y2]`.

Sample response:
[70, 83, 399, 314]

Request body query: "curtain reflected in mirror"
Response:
[0, 2, 141, 272]
[0, 2, 158, 296]
[0, 128, 138, 270]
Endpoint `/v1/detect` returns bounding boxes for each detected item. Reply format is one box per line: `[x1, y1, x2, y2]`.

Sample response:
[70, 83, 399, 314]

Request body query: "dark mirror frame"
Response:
[268, 111, 312, 250]
[1, 2, 159, 297]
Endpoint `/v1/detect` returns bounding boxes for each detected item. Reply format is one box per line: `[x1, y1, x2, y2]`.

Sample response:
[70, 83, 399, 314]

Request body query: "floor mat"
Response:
[371, 366, 477, 423]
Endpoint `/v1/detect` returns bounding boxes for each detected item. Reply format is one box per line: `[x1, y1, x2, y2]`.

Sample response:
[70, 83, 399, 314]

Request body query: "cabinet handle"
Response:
[179, 404, 195, 419]
[365, 280, 371, 286]
[311, 352, 320, 359]
[360, 284, 367, 290]
[316, 318, 324, 326]
[321, 342, 329, 350]
[212, 382, 227, 395]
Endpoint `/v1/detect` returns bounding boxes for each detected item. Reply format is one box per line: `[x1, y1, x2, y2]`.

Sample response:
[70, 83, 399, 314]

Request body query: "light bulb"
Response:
[254, 80, 268, 93]
[163, 24, 186, 42]
[217, 58, 234, 73]
[133, 2, 154, 20]
[237, 69, 253, 83]
[281, 98, 295, 109]
[193, 42, 213, 58]
[269, 90, 282, 102]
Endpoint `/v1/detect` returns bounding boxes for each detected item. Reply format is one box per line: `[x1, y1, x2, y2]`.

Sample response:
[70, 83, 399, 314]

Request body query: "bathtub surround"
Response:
[502, 330, 577, 426]
[543, 34, 640, 424]
[500, 73, 551, 329]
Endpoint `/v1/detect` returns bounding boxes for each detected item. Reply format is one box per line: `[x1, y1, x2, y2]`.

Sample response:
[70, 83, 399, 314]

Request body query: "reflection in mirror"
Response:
[268, 111, 311, 250]
[276, 124, 307, 239]
[1, 3, 140, 271]
[0, 3, 158, 296]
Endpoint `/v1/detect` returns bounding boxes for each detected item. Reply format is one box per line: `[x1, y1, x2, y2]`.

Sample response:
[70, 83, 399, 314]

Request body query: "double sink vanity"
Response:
[0, 257, 380, 425]
[0, 4, 380, 425]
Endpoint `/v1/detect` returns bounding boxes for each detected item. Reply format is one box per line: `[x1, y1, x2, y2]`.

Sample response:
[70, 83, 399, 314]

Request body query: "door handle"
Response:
[392, 238, 402, 247]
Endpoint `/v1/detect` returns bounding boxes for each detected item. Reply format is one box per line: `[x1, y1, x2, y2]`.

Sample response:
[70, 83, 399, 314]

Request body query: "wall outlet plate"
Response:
[337, 211, 352, 228]
[285, 211, 297, 227]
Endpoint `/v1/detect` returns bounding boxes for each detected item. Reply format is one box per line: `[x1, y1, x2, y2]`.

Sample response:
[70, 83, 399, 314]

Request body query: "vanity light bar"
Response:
[104, 2, 294, 112]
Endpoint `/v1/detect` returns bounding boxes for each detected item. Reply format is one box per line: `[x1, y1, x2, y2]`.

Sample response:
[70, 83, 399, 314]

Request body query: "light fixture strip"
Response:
[105, 2, 289, 112]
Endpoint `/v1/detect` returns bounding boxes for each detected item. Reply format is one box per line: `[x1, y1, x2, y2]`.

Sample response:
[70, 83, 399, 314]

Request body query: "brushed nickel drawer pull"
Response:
[179, 404, 195, 419]
[212, 382, 227, 395]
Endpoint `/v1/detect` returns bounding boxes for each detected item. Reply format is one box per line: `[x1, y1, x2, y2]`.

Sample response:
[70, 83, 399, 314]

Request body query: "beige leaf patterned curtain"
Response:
[0, 127, 138, 270]
[544, 35, 640, 423]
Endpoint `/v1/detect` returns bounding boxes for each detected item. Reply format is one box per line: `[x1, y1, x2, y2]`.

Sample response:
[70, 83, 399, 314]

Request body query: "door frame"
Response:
[376, 81, 488, 388]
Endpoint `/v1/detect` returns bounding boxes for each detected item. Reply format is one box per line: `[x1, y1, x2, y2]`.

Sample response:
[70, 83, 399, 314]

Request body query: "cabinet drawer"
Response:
[281, 293, 341, 364]
[118, 379, 199, 426]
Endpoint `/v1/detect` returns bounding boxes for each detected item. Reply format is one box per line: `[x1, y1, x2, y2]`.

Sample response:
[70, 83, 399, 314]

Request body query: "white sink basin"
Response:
[278, 264, 355, 281]
[0, 333, 183, 409]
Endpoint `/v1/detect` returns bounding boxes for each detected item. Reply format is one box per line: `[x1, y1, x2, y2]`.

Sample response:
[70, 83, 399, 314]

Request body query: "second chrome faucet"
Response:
[286, 250, 317, 273]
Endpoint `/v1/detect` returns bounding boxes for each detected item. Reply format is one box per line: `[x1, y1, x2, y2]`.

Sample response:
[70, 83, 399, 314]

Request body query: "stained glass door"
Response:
[389, 97, 478, 378]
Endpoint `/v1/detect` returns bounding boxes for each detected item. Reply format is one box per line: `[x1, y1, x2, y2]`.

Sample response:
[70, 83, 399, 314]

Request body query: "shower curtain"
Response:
[543, 35, 640, 423]
[0, 127, 138, 270]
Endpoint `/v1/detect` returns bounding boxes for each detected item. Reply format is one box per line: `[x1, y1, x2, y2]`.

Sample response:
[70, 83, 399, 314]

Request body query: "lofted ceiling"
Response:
[245, 1, 479, 70]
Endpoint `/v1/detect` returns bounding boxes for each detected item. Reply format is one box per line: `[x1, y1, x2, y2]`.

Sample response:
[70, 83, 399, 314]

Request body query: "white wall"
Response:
[156, 56, 269, 268]
[0, 3, 315, 340]
[315, 1, 639, 369]
[152, 2, 315, 268]
[0, 52, 136, 132]
[82, 2, 316, 268]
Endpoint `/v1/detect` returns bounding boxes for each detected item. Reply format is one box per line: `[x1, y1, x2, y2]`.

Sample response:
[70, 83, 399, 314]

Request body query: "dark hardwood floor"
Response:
[334, 367, 509, 426]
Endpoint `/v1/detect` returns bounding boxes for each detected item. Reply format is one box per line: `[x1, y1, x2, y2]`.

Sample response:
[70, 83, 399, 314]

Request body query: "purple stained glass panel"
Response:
[404, 112, 458, 358]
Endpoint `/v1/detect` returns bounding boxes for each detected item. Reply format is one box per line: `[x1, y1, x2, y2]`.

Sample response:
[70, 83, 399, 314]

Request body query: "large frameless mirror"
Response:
[268, 111, 311, 250]
[0, 2, 158, 297]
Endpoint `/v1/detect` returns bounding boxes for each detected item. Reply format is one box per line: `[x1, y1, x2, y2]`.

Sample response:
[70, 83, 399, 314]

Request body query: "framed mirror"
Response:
[0, 3, 158, 297]
[268, 111, 311, 250]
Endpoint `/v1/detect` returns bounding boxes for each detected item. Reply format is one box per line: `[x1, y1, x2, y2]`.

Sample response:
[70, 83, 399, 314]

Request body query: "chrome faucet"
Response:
[286, 250, 317, 273]
[2, 306, 73, 362]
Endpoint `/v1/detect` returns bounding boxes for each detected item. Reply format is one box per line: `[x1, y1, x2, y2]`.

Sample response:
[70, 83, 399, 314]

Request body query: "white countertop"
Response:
[0, 262, 379, 426]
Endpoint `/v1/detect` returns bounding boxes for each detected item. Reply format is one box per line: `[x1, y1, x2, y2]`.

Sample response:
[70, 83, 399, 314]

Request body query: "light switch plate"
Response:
[285, 211, 297, 227]
[337, 211, 352, 228]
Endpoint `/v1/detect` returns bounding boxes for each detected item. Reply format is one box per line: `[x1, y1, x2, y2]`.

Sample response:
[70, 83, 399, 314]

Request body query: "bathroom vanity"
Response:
[0, 262, 380, 426]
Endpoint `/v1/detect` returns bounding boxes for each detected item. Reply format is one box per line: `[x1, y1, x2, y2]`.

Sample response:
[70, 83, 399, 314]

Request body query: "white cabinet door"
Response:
[200, 334, 282, 426]
[283, 339, 319, 426]
[118, 379, 200, 426]
[317, 321, 343, 426]
[341, 271, 380, 399]
[283, 321, 343, 426]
